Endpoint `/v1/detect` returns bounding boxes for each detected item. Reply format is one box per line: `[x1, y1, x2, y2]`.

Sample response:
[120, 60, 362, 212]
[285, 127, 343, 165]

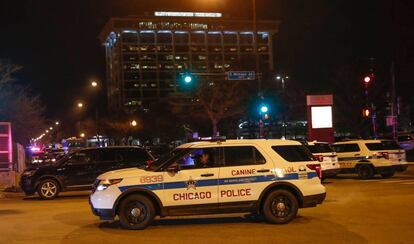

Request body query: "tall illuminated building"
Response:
[99, 12, 280, 113]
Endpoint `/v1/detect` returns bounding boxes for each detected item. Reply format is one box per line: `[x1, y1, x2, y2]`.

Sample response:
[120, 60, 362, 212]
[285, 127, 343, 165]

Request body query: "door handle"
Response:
[257, 169, 270, 173]
[200, 173, 214, 177]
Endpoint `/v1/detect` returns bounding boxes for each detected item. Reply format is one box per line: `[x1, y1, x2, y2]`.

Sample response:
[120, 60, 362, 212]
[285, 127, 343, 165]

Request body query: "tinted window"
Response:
[119, 148, 152, 163]
[306, 143, 334, 153]
[332, 144, 360, 153]
[272, 145, 314, 162]
[398, 136, 413, 142]
[223, 146, 266, 166]
[67, 150, 96, 165]
[366, 141, 402, 151]
[96, 149, 117, 162]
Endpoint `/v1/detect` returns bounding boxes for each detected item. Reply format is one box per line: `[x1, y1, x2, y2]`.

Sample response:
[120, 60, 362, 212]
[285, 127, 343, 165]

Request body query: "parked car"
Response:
[332, 140, 407, 179]
[90, 139, 326, 230]
[20, 146, 154, 199]
[304, 141, 341, 179]
[397, 134, 414, 151]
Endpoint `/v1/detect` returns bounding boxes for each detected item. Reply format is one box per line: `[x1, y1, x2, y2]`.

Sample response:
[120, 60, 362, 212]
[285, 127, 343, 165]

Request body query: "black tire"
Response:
[381, 171, 395, 178]
[357, 164, 375, 179]
[118, 195, 155, 230]
[262, 189, 298, 224]
[37, 179, 60, 200]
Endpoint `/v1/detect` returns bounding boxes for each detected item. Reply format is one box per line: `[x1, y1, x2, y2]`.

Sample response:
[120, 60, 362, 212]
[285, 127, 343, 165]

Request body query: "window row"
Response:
[121, 32, 269, 45]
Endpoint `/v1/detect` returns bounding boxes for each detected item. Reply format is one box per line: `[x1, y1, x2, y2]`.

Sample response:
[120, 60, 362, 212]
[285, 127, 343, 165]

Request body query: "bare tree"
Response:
[0, 60, 46, 144]
[171, 79, 251, 136]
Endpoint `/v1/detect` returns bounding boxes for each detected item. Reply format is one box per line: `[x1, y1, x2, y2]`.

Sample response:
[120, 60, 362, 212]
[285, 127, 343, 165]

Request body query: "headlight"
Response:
[96, 178, 123, 192]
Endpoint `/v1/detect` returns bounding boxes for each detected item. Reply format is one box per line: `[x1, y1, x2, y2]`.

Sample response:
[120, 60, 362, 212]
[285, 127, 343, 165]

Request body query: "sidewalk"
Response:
[0, 186, 24, 199]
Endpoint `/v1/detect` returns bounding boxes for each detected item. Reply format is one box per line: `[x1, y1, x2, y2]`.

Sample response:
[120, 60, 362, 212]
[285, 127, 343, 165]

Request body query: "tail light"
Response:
[146, 159, 154, 165]
[375, 152, 389, 159]
[307, 163, 322, 179]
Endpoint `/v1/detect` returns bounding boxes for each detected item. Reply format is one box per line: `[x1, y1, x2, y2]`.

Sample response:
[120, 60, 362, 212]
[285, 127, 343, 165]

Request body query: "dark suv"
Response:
[20, 146, 154, 199]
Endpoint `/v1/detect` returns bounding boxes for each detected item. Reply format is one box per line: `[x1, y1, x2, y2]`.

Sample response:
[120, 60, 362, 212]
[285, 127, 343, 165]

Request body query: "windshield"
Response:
[146, 148, 190, 171]
[306, 143, 334, 153]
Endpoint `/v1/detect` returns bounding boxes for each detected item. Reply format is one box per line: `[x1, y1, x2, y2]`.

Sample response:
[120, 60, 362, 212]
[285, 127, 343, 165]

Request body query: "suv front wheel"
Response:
[262, 189, 298, 224]
[37, 179, 60, 200]
[118, 194, 155, 230]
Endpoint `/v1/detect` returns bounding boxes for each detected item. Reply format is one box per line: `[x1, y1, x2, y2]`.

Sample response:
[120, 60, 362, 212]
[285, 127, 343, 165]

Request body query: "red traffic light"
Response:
[364, 76, 371, 84]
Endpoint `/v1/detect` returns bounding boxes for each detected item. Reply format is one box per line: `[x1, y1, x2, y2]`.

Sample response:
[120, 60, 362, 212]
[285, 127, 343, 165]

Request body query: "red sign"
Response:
[306, 95, 334, 143]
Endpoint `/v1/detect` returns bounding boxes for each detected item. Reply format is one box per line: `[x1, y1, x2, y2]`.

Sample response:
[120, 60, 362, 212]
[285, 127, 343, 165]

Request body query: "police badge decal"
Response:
[186, 177, 197, 190]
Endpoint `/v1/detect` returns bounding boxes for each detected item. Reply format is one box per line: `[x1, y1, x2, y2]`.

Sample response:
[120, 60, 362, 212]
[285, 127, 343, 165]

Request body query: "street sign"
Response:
[227, 71, 255, 80]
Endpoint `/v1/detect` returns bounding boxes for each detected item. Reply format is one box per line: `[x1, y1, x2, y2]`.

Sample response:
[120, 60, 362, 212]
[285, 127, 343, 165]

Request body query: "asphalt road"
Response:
[1, 166, 414, 244]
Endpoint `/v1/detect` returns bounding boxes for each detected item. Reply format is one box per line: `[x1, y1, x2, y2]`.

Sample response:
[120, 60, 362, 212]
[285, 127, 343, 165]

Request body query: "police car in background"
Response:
[332, 140, 408, 179]
[304, 141, 340, 179]
[89, 139, 326, 230]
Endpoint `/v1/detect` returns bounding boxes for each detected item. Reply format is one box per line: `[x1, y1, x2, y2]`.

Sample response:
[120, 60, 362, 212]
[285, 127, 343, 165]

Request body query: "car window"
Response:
[172, 147, 219, 170]
[398, 136, 412, 142]
[272, 145, 314, 162]
[306, 143, 334, 153]
[67, 150, 95, 165]
[95, 148, 117, 162]
[119, 148, 152, 163]
[223, 146, 266, 166]
[332, 143, 360, 153]
[366, 141, 402, 151]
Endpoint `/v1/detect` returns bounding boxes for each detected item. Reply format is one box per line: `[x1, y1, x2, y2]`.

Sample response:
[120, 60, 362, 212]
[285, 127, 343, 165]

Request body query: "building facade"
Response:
[99, 13, 280, 113]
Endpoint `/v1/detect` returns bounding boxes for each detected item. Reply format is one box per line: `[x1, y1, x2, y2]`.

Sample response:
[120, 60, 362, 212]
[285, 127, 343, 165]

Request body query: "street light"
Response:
[275, 74, 289, 90]
[130, 120, 137, 127]
[55, 121, 59, 125]
[91, 81, 98, 87]
[80, 133, 85, 138]
[49, 127, 53, 130]
[77, 102, 83, 108]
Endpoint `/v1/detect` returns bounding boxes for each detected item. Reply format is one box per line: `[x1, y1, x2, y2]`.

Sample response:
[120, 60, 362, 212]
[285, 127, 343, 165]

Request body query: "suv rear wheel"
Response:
[262, 189, 298, 224]
[118, 194, 155, 230]
[357, 164, 375, 179]
[37, 179, 60, 200]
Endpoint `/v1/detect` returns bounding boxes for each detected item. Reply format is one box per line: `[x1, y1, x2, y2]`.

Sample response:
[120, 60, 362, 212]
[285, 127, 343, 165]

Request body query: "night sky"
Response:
[0, 0, 413, 119]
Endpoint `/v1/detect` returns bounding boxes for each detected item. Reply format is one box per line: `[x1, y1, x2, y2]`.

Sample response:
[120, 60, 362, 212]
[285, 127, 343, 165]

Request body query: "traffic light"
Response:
[362, 108, 371, 117]
[363, 75, 372, 84]
[260, 105, 269, 113]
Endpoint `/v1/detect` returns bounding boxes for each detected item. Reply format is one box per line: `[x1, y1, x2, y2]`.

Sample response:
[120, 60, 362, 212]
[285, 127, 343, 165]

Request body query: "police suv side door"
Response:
[161, 147, 220, 209]
[218, 145, 271, 205]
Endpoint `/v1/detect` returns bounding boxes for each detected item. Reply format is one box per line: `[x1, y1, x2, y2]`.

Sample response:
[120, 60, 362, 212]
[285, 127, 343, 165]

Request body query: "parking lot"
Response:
[1, 165, 414, 244]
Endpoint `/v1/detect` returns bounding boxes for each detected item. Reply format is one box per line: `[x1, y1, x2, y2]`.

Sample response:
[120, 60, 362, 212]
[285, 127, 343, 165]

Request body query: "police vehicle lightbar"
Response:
[197, 136, 227, 142]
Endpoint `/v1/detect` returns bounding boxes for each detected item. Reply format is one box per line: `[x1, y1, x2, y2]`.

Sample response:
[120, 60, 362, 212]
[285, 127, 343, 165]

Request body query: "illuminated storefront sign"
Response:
[306, 95, 334, 143]
[154, 11, 222, 18]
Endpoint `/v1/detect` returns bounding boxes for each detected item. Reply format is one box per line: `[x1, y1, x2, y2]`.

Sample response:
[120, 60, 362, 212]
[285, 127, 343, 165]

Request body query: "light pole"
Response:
[90, 81, 101, 147]
[76, 102, 84, 137]
[275, 74, 289, 138]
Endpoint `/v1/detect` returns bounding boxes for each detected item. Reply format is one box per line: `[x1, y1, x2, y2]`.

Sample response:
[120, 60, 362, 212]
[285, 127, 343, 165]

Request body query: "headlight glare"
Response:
[96, 178, 123, 192]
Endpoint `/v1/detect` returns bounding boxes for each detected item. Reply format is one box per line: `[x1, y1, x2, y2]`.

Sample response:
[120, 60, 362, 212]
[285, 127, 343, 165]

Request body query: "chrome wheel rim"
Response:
[126, 202, 148, 225]
[40, 182, 57, 197]
[271, 195, 292, 218]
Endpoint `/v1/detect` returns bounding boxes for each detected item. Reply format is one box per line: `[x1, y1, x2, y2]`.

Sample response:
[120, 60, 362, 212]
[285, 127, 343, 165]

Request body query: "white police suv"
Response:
[333, 139, 408, 179]
[90, 139, 326, 229]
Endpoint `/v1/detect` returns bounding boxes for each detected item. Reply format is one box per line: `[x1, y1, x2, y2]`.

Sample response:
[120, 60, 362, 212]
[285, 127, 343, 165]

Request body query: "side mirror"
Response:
[167, 164, 180, 173]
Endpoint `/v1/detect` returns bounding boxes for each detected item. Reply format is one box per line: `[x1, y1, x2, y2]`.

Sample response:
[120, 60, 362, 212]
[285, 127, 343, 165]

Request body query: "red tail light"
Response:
[306, 164, 322, 179]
